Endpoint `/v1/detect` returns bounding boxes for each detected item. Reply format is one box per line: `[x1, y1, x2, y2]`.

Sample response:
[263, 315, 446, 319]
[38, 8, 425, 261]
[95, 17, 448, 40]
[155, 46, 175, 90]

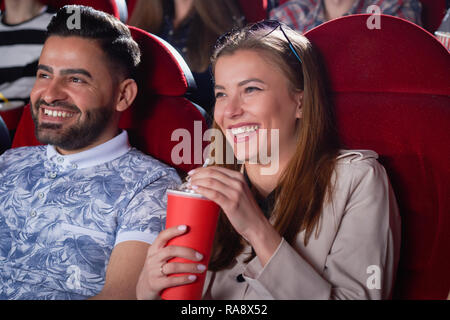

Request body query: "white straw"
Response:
[202, 158, 211, 168]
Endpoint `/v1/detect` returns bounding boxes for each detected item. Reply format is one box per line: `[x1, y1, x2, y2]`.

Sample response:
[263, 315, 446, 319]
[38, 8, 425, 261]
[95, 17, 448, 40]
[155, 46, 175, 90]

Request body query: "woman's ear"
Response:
[295, 91, 304, 119]
[115, 79, 138, 112]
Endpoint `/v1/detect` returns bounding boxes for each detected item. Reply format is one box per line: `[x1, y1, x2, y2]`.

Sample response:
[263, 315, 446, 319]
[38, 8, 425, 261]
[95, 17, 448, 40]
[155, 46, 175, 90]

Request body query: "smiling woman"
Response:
[136, 21, 401, 300]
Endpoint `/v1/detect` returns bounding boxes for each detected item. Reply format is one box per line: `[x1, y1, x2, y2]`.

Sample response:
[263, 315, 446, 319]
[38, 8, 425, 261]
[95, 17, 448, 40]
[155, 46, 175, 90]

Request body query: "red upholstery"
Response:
[238, 0, 268, 23]
[305, 14, 450, 299]
[0, 106, 24, 131]
[419, 0, 447, 32]
[125, 0, 138, 23]
[42, 0, 120, 18]
[12, 26, 207, 175]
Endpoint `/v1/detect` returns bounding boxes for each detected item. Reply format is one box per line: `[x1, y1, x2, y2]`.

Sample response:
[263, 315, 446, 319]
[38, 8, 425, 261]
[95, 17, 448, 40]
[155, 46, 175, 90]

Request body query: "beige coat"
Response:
[202, 150, 401, 300]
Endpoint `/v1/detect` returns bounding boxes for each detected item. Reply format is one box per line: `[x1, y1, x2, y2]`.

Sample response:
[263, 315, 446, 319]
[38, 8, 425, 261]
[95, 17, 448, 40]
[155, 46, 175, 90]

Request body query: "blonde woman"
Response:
[136, 21, 401, 300]
[128, 0, 244, 114]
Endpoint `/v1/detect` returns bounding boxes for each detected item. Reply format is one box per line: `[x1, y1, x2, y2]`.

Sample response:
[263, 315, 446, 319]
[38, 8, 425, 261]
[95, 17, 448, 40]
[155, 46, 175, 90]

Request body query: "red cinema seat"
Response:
[125, 0, 138, 23]
[305, 14, 450, 299]
[0, 106, 25, 132]
[0, 114, 10, 154]
[238, 0, 269, 23]
[13, 26, 208, 175]
[419, 0, 447, 32]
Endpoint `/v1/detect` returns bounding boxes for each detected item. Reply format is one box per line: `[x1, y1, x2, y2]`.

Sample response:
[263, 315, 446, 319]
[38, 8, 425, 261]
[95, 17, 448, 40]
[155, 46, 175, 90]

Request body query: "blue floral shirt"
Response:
[0, 131, 181, 299]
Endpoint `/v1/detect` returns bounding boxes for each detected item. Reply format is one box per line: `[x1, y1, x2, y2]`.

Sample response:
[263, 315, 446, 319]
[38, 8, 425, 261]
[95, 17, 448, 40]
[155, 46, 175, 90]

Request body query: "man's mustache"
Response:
[34, 99, 80, 113]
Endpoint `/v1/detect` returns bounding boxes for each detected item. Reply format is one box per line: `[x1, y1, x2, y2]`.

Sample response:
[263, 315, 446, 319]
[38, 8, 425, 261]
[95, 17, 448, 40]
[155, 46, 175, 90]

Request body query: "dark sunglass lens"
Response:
[250, 20, 279, 31]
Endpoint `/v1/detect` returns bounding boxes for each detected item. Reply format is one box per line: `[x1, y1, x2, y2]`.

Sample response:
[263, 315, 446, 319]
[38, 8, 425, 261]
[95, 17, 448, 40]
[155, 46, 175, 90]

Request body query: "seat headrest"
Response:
[305, 14, 450, 96]
[129, 26, 196, 97]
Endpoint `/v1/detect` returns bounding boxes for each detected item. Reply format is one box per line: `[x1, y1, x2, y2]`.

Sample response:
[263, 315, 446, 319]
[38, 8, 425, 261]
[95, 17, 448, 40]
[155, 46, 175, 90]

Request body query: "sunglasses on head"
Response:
[216, 20, 303, 66]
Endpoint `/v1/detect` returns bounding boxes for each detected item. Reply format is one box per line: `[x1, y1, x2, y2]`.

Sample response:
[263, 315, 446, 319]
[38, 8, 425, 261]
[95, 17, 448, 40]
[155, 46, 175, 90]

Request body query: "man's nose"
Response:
[41, 79, 68, 104]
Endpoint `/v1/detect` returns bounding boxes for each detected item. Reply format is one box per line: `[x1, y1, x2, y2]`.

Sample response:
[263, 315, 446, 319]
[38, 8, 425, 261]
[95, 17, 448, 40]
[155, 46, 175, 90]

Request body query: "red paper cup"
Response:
[161, 189, 220, 300]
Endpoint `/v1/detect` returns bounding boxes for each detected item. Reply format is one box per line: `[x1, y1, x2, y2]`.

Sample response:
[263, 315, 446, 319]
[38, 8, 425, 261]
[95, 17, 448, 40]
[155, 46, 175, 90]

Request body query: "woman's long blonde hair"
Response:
[128, 0, 244, 72]
[208, 23, 340, 271]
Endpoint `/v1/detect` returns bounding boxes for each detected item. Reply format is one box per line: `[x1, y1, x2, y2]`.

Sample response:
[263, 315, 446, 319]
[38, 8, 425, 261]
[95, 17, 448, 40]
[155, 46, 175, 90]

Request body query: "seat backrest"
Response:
[0, 114, 10, 154]
[419, 0, 447, 32]
[0, 106, 25, 131]
[125, 0, 138, 23]
[238, 0, 268, 23]
[13, 26, 207, 175]
[305, 14, 450, 299]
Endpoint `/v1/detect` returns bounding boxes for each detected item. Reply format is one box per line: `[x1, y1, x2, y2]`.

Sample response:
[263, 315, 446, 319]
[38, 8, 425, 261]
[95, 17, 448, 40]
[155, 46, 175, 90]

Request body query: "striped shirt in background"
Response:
[0, 6, 54, 111]
[269, 0, 422, 33]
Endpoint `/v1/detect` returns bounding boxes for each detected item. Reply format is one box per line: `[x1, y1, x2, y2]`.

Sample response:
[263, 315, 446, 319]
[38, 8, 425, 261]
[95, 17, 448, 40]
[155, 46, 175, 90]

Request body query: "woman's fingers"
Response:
[162, 261, 207, 276]
[160, 273, 198, 290]
[149, 225, 188, 252]
[153, 243, 204, 263]
[188, 166, 244, 181]
[188, 167, 245, 189]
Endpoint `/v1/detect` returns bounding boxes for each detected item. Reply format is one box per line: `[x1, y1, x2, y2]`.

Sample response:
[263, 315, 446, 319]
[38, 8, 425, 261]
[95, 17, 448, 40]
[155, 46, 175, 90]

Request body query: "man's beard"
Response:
[31, 99, 114, 151]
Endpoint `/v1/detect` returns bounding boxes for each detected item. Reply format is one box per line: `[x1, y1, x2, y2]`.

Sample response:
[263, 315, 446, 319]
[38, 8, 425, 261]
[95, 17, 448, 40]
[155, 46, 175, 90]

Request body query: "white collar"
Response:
[46, 130, 131, 170]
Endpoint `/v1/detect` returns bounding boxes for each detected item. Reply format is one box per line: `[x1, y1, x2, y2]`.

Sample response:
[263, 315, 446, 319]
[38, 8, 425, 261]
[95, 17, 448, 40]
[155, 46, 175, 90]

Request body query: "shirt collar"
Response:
[46, 130, 131, 170]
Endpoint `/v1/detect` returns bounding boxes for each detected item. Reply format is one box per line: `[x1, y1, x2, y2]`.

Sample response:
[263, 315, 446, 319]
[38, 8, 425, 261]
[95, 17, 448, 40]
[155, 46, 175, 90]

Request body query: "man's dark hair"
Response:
[46, 5, 141, 79]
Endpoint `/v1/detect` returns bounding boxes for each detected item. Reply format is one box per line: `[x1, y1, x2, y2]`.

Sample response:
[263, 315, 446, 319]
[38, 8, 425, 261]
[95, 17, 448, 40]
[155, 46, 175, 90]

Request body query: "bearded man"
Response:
[0, 5, 180, 299]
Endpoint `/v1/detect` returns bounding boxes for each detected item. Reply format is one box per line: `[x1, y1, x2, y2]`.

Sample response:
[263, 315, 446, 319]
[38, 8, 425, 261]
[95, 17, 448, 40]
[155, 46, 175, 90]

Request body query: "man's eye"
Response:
[38, 73, 50, 79]
[70, 77, 84, 83]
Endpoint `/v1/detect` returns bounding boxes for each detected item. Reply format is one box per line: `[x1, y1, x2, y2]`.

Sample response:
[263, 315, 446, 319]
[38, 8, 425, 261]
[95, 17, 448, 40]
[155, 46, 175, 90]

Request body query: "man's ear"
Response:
[294, 90, 304, 119]
[116, 79, 138, 112]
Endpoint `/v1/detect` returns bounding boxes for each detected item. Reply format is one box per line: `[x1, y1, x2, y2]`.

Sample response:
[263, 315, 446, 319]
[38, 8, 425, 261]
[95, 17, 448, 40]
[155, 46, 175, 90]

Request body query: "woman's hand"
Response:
[136, 225, 206, 300]
[188, 166, 282, 266]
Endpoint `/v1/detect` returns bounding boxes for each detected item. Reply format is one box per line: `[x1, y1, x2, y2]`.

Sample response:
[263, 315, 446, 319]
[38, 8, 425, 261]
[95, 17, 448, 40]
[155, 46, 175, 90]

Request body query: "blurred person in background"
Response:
[128, 0, 245, 117]
[0, 0, 54, 113]
[269, 0, 422, 33]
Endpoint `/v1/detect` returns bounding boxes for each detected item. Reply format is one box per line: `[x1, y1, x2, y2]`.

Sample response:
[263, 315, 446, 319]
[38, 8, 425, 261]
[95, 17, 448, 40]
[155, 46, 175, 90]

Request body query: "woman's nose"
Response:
[223, 93, 244, 118]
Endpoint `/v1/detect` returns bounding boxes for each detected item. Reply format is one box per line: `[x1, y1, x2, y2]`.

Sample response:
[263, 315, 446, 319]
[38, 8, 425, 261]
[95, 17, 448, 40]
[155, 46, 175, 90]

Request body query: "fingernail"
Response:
[195, 252, 203, 261]
[197, 264, 206, 271]
[188, 275, 197, 281]
[187, 169, 196, 176]
[177, 225, 187, 231]
[191, 185, 198, 190]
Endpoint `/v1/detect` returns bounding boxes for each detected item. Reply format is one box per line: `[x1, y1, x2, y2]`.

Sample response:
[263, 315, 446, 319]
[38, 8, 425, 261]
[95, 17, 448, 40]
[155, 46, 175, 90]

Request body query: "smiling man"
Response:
[0, 6, 180, 299]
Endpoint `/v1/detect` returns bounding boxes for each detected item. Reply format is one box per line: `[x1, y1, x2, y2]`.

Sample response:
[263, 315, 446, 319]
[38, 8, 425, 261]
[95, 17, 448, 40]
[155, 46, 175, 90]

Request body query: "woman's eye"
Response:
[215, 92, 226, 99]
[244, 86, 261, 94]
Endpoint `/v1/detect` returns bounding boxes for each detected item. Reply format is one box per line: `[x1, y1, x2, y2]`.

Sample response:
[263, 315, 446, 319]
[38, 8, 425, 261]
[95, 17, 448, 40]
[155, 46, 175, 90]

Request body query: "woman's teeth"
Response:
[43, 108, 74, 118]
[231, 125, 259, 136]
